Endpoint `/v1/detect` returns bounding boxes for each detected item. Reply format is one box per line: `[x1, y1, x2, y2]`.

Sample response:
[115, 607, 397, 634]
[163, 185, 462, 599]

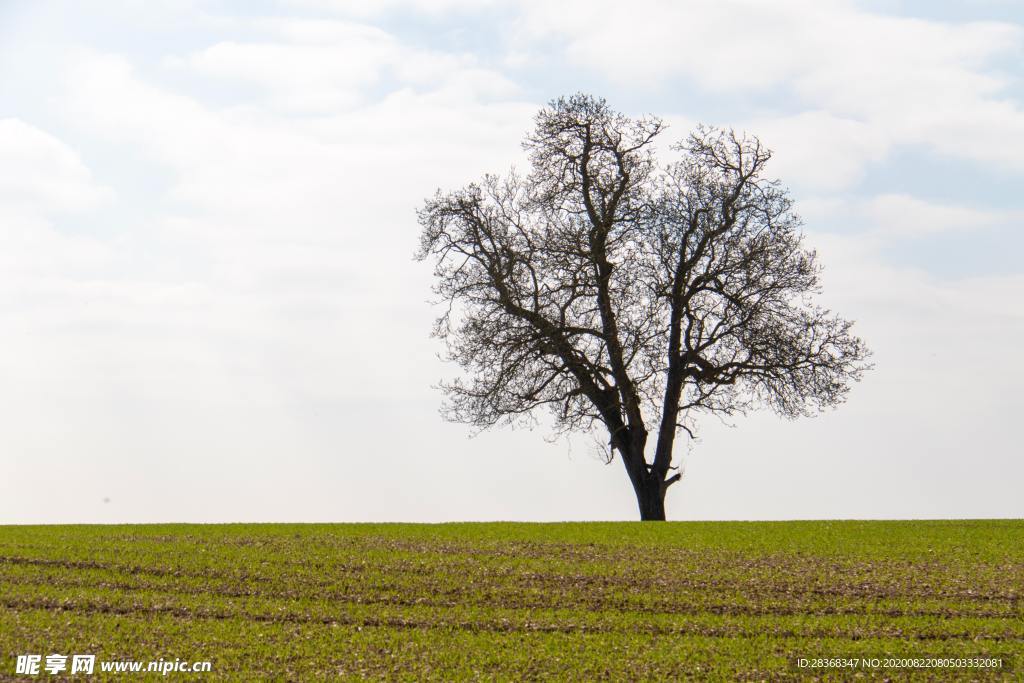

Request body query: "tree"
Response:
[415, 94, 871, 521]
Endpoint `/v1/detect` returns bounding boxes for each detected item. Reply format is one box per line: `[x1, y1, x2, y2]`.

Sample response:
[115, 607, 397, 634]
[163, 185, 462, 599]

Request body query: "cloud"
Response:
[514, 0, 1024, 183]
[180, 38, 392, 112]
[516, 0, 820, 89]
[0, 118, 112, 213]
[743, 111, 890, 191]
[172, 18, 521, 113]
[0, 119, 116, 313]
[282, 0, 503, 17]
[794, 192, 1019, 242]
[65, 50, 533, 238]
[864, 193, 1010, 237]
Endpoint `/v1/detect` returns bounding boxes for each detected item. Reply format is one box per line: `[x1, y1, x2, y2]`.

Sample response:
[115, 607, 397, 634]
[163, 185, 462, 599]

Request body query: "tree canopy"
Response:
[416, 94, 871, 520]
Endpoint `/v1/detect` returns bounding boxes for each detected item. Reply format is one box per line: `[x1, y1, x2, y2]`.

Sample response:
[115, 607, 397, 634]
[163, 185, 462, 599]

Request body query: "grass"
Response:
[0, 521, 1021, 680]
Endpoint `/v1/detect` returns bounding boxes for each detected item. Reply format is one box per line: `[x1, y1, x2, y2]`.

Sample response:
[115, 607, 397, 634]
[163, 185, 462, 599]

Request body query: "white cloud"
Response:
[864, 193, 1009, 237]
[283, 0, 503, 17]
[181, 40, 388, 112]
[517, 0, 820, 89]
[743, 111, 890, 191]
[515, 0, 1024, 182]
[0, 118, 112, 213]
[65, 54, 224, 169]
[0, 120, 117, 335]
[168, 18, 519, 114]
[794, 192, 1019, 240]
[65, 51, 533, 244]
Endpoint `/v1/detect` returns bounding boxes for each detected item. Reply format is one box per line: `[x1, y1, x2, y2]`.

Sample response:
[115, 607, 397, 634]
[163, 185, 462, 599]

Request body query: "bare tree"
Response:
[416, 94, 871, 521]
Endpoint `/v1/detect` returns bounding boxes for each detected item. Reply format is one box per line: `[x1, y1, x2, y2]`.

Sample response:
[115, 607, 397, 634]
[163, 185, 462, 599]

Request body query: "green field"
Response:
[1, 521, 1021, 680]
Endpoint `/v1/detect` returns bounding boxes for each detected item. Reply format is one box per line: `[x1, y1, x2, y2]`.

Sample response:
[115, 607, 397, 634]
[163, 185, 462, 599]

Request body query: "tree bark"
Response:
[634, 477, 667, 521]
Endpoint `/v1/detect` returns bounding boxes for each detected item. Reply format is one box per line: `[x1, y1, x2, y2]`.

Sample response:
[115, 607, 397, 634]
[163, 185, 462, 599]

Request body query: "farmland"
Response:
[0, 521, 1021, 680]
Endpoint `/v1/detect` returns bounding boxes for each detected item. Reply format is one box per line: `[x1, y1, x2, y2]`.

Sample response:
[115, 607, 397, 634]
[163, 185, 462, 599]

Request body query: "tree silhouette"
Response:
[416, 94, 871, 520]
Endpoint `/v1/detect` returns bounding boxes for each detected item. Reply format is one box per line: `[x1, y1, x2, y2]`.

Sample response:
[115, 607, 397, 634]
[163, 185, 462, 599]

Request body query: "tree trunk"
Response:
[634, 478, 666, 521]
[617, 435, 666, 521]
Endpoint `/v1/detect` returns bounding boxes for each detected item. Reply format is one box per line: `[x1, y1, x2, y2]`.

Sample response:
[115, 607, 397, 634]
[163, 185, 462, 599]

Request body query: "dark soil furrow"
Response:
[2, 573, 1020, 621]
[4, 597, 1023, 642]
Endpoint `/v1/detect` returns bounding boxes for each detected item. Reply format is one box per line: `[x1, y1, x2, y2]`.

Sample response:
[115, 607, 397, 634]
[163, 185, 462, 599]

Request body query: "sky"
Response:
[1, 0, 1022, 523]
